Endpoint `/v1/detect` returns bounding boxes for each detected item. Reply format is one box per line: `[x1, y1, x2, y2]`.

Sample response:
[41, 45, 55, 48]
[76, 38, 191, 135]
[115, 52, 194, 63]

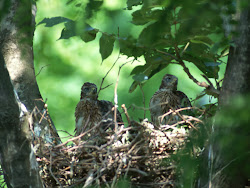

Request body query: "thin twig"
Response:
[35, 64, 50, 77]
[114, 62, 128, 133]
[97, 57, 120, 97]
[139, 83, 146, 119]
[49, 149, 62, 187]
[121, 104, 131, 125]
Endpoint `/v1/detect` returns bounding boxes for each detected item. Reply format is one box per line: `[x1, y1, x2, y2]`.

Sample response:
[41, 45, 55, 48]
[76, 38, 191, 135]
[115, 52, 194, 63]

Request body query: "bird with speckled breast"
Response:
[75, 82, 123, 139]
[149, 74, 192, 126]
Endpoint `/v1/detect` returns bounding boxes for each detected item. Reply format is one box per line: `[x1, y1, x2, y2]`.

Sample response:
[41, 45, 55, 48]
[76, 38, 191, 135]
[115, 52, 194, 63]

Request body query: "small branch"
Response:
[97, 56, 120, 97]
[114, 62, 127, 133]
[49, 149, 62, 187]
[55, 119, 104, 148]
[139, 84, 146, 119]
[121, 104, 131, 125]
[174, 44, 210, 88]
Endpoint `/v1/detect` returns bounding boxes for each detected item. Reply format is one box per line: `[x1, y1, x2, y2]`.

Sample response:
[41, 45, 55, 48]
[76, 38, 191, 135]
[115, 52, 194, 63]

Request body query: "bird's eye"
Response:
[166, 77, 171, 80]
[83, 88, 89, 92]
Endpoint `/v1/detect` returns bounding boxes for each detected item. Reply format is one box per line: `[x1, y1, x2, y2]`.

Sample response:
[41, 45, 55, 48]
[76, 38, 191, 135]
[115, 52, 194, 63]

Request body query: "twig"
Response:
[111, 158, 123, 188]
[122, 168, 148, 176]
[55, 119, 105, 148]
[35, 64, 50, 77]
[139, 84, 146, 119]
[114, 62, 128, 133]
[49, 149, 62, 187]
[175, 111, 198, 130]
[97, 56, 120, 97]
[180, 42, 190, 56]
[121, 104, 131, 125]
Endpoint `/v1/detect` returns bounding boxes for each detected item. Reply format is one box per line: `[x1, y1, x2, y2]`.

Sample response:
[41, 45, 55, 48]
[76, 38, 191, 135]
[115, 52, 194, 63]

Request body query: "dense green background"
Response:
[34, 0, 226, 141]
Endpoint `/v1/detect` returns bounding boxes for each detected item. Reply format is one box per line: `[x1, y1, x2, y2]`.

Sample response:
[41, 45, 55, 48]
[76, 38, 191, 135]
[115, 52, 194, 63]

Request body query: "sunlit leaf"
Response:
[99, 34, 115, 62]
[37, 17, 72, 27]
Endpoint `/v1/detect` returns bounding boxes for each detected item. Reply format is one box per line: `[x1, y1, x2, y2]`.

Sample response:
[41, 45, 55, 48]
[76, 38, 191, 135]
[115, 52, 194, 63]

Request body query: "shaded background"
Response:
[34, 0, 226, 141]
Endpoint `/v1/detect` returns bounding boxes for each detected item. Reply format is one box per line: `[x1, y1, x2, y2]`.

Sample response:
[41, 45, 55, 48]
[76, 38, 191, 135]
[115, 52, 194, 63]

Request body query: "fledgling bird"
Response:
[149, 74, 191, 126]
[74, 82, 123, 138]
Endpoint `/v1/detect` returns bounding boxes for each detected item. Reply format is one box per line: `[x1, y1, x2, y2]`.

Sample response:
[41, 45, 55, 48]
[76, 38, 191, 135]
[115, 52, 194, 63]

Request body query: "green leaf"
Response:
[129, 54, 170, 92]
[37, 17, 72, 27]
[132, 73, 148, 82]
[85, 0, 103, 19]
[58, 20, 77, 39]
[183, 53, 219, 79]
[190, 36, 213, 47]
[59, 21, 98, 41]
[99, 34, 116, 62]
[0, 0, 10, 21]
[138, 19, 171, 47]
[80, 26, 98, 42]
[132, 9, 162, 25]
[131, 10, 149, 25]
[119, 37, 144, 58]
[129, 81, 140, 93]
[204, 62, 221, 67]
[127, 0, 142, 10]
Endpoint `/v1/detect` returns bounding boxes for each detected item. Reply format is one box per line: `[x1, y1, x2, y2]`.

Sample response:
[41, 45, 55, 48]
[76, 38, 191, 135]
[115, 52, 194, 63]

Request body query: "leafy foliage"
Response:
[37, 0, 234, 93]
[99, 33, 115, 62]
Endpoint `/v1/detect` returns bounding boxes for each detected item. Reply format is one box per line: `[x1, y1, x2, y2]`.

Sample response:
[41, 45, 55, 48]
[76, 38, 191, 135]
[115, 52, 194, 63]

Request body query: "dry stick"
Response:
[175, 111, 198, 130]
[139, 83, 146, 119]
[111, 159, 123, 188]
[55, 120, 105, 148]
[114, 62, 127, 133]
[159, 107, 200, 130]
[121, 104, 131, 125]
[49, 149, 62, 187]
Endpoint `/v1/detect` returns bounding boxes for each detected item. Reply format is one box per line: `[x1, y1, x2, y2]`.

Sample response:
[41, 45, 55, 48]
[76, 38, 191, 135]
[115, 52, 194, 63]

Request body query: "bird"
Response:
[149, 74, 192, 126]
[74, 82, 123, 139]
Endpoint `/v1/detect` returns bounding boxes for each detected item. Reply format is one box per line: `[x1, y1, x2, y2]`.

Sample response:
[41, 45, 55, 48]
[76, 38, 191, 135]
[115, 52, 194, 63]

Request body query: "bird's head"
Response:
[159, 74, 178, 90]
[80, 82, 98, 100]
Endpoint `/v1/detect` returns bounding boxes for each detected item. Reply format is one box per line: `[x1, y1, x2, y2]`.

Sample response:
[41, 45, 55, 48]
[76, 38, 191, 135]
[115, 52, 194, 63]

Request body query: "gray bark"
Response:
[0, 0, 61, 187]
[0, 51, 43, 188]
[199, 2, 250, 188]
[219, 8, 250, 106]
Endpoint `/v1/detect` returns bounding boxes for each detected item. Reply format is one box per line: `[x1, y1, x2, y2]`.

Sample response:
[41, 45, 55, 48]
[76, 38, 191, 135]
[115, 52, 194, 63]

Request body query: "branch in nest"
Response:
[121, 104, 131, 125]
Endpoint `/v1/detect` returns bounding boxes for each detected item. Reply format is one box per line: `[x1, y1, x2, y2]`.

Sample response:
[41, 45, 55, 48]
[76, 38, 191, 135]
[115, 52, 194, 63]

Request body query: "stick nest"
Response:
[35, 119, 191, 187]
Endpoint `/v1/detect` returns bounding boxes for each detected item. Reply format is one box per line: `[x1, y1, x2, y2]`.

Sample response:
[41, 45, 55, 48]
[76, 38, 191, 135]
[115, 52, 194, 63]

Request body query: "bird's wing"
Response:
[98, 100, 123, 123]
[175, 91, 192, 108]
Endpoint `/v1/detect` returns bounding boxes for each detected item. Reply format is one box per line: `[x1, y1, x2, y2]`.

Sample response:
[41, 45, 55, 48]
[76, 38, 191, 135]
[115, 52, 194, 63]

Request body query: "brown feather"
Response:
[75, 82, 123, 138]
[149, 74, 191, 126]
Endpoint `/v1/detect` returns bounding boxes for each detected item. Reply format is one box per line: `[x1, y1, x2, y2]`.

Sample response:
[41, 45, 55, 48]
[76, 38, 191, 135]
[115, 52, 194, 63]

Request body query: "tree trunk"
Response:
[0, 0, 61, 187]
[199, 3, 250, 188]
